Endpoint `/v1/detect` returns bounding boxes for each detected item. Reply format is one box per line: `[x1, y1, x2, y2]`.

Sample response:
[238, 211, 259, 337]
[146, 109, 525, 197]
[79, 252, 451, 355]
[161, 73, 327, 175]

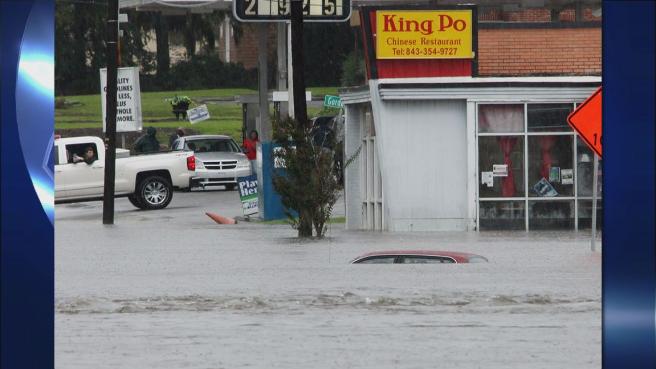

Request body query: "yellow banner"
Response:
[375, 10, 473, 59]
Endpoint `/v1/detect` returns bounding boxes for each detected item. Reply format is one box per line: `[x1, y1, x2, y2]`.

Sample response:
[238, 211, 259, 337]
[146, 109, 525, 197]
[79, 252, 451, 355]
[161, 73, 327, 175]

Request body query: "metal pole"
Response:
[257, 24, 270, 141]
[591, 153, 599, 251]
[290, 0, 307, 127]
[287, 22, 294, 119]
[277, 22, 288, 118]
[103, 0, 118, 225]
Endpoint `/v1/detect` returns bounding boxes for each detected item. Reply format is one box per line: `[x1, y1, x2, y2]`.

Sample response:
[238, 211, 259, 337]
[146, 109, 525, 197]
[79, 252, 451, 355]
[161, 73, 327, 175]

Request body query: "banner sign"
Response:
[237, 174, 259, 216]
[187, 104, 210, 124]
[375, 10, 473, 59]
[100, 67, 142, 132]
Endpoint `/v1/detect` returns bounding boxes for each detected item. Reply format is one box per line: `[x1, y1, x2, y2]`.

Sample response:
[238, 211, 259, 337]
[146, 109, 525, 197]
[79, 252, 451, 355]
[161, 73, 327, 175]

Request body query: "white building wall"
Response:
[344, 105, 363, 230]
[372, 99, 469, 231]
[342, 77, 601, 233]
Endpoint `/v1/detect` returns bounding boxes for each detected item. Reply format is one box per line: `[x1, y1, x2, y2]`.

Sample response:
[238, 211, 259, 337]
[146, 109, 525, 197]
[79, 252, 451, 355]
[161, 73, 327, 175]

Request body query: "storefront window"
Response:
[578, 200, 603, 230]
[576, 136, 602, 197]
[529, 200, 575, 230]
[527, 135, 574, 197]
[479, 201, 525, 230]
[527, 104, 573, 132]
[479, 136, 525, 198]
[477, 100, 599, 231]
[478, 104, 524, 133]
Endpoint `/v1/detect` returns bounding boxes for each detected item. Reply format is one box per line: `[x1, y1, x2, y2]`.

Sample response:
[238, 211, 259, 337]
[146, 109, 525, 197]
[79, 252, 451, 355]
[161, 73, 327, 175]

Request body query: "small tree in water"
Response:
[272, 117, 342, 238]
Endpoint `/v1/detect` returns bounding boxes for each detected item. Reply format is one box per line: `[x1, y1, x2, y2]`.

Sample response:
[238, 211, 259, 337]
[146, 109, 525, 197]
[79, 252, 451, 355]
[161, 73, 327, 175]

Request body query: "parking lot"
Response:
[56, 188, 601, 369]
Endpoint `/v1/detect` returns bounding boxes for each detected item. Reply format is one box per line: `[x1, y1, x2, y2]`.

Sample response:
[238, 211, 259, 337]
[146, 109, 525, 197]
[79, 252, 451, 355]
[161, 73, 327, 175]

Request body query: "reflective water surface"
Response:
[56, 192, 600, 369]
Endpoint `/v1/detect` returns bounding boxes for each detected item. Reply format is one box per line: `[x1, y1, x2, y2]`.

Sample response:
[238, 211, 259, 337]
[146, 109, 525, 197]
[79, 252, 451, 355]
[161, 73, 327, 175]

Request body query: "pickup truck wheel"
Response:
[127, 194, 143, 209]
[137, 175, 173, 210]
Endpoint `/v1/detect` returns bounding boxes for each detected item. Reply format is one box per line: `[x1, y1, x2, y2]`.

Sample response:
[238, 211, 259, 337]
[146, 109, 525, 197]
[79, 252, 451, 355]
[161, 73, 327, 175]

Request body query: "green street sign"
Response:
[323, 95, 343, 108]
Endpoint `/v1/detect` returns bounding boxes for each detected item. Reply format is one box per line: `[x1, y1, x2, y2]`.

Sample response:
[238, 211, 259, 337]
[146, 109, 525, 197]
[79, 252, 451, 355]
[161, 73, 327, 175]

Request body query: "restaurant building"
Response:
[341, 3, 602, 232]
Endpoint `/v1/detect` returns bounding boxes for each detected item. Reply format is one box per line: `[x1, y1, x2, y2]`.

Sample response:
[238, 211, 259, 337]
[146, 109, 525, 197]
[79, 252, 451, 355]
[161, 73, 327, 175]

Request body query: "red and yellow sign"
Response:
[375, 10, 473, 59]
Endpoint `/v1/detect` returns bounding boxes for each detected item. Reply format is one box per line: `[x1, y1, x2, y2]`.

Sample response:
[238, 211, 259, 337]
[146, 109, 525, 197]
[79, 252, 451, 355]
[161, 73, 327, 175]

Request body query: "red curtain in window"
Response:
[539, 135, 557, 180]
[497, 137, 518, 197]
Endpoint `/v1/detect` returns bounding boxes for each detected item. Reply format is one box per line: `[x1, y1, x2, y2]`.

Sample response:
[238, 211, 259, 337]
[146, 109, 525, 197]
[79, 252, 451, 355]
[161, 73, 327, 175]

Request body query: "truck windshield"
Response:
[185, 139, 239, 153]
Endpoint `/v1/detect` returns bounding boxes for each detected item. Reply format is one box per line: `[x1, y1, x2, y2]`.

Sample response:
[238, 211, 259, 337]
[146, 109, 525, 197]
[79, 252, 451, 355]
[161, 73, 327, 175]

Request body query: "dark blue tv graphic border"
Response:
[603, 2, 656, 369]
[1, 0, 54, 368]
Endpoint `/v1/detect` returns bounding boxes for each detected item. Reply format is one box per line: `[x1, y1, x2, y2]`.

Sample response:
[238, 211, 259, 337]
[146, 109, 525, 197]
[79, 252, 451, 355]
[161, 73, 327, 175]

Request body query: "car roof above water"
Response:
[352, 250, 483, 263]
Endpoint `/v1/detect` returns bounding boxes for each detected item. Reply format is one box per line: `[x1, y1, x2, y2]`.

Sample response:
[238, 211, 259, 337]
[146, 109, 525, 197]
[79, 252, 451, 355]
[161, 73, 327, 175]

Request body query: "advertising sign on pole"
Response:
[238, 174, 259, 216]
[100, 66, 142, 133]
[375, 10, 474, 59]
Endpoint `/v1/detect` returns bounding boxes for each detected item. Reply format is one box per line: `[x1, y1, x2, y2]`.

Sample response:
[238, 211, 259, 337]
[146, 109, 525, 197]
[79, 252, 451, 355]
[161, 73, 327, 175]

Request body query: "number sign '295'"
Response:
[233, 0, 351, 22]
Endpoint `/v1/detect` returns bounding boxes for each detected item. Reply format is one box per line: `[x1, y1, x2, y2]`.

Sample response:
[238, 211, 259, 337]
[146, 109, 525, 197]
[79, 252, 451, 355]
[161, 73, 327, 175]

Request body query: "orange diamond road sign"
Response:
[567, 87, 602, 157]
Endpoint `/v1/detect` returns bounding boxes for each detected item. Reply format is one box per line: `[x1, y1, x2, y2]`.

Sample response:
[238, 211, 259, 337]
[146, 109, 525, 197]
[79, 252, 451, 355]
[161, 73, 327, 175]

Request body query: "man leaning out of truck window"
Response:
[73, 146, 96, 165]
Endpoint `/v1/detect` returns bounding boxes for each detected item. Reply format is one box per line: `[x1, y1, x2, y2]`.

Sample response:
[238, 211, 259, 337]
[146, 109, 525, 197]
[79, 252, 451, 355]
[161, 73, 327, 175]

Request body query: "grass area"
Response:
[260, 216, 345, 225]
[56, 86, 340, 142]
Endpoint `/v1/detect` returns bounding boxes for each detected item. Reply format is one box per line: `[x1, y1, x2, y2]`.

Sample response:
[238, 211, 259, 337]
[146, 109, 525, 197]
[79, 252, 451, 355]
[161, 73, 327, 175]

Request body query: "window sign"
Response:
[481, 171, 493, 187]
[533, 178, 558, 197]
[493, 164, 508, 177]
[561, 169, 574, 185]
[549, 167, 561, 183]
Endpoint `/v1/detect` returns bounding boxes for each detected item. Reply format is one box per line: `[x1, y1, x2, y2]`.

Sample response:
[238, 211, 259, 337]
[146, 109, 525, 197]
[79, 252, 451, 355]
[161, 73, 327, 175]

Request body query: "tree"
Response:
[155, 12, 170, 76]
[272, 118, 342, 238]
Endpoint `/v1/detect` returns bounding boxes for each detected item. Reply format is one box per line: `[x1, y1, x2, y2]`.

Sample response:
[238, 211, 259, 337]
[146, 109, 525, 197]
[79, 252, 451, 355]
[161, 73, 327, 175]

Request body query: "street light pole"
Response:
[290, 0, 307, 127]
[103, 0, 118, 225]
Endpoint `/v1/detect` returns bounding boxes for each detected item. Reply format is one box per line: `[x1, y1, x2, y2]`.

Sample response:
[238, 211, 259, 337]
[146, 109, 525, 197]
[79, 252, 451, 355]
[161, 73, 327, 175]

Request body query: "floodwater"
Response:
[56, 191, 600, 369]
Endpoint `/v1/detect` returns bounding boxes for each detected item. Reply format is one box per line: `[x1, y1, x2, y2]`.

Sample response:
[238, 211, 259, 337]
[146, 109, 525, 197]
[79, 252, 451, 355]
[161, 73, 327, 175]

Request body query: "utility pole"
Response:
[290, 0, 307, 127]
[103, 0, 118, 225]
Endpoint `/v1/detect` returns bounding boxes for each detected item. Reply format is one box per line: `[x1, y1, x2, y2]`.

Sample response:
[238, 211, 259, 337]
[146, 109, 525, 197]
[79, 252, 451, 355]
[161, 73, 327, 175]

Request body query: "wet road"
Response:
[56, 189, 600, 369]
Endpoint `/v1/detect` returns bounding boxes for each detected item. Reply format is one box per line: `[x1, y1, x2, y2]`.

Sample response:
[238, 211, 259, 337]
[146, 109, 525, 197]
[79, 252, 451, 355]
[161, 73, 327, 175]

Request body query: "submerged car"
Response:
[351, 250, 488, 264]
[172, 135, 251, 190]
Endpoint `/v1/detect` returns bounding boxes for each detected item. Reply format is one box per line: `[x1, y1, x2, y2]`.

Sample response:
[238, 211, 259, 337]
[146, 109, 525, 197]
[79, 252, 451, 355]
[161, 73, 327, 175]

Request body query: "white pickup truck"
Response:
[54, 136, 195, 210]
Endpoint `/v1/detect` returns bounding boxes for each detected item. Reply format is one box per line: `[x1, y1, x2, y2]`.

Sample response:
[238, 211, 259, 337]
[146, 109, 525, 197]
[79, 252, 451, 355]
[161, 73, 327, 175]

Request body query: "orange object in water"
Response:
[205, 212, 237, 225]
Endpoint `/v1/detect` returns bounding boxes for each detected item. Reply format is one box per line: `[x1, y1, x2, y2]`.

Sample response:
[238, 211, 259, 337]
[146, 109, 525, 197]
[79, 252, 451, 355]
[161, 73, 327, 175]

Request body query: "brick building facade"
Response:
[478, 27, 601, 76]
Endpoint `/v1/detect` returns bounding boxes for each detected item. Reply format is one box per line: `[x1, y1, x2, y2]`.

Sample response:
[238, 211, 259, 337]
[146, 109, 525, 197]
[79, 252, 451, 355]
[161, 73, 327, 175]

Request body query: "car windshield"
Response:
[185, 139, 240, 153]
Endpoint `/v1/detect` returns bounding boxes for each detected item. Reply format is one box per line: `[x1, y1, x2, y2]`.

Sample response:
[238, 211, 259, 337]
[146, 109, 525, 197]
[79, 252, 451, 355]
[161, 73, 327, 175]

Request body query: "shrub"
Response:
[272, 117, 342, 238]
